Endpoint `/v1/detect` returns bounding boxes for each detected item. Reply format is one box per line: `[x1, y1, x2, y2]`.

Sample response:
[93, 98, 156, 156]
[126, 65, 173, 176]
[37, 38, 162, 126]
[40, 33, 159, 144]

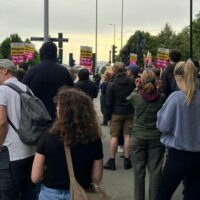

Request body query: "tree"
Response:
[174, 27, 189, 60]
[0, 34, 40, 66]
[157, 23, 175, 49]
[193, 12, 200, 60]
[0, 33, 23, 58]
[119, 30, 159, 66]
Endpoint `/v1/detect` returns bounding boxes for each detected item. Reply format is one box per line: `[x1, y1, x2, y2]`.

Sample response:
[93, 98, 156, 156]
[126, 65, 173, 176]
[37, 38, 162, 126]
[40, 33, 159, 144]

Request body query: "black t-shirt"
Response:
[36, 132, 103, 190]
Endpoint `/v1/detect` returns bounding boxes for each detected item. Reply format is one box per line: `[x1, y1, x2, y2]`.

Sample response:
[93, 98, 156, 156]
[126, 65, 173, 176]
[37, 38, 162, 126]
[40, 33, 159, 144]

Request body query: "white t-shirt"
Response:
[0, 77, 36, 161]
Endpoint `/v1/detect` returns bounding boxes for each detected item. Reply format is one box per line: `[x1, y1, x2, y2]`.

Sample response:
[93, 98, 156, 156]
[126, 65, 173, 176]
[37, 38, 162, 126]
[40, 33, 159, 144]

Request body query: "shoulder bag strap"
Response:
[3, 83, 21, 134]
[4, 82, 33, 96]
[3, 82, 24, 94]
[63, 141, 75, 179]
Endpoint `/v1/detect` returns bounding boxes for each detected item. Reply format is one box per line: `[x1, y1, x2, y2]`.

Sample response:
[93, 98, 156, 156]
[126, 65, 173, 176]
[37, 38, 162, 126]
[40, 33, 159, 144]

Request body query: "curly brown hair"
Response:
[50, 87, 102, 147]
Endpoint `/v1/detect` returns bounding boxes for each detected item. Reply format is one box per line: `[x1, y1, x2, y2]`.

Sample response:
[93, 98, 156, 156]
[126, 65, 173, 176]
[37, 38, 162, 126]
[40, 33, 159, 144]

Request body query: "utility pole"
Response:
[31, 33, 69, 63]
[95, 0, 98, 74]
[189, 0, 193, 58]
[121, 0, 124, 49]
[44, 0, 49, 42]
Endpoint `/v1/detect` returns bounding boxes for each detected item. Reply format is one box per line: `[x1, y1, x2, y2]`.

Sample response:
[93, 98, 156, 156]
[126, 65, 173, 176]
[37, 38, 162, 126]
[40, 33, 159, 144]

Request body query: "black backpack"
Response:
[4, 83, 52, 145]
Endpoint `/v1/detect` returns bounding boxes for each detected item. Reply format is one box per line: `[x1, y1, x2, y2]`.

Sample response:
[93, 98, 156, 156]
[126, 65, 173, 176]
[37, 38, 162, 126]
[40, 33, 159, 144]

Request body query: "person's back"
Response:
[31, 88, 103, 200]
[75, 68, 98, 99]
[161, 49, 181, 97]
[127, 69, 165, 200]
[0, 59, 37, 200]
[157, 60, 200, 200]
[23, 42, 74, 120]
[104, 62, 133, 171]
[105, 71, 134, 120]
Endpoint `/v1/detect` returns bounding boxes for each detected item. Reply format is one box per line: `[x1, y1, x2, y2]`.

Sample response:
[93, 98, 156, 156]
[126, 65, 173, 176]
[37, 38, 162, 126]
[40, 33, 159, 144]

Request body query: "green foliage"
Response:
[28, 51, 40, 67]
[0, 33, 40, 66]
[193, 12, 200, 60]
[158, 23, 175, 49]
[119, 12, 200, 66]
[174, 27, 189, 60]
[120, 30, 159, 66]
[0, 33, 23, 59]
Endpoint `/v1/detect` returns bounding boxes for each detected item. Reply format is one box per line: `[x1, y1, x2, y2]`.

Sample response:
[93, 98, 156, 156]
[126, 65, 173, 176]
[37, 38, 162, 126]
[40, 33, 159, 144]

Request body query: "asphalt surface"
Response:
[94, 96, 183, 200]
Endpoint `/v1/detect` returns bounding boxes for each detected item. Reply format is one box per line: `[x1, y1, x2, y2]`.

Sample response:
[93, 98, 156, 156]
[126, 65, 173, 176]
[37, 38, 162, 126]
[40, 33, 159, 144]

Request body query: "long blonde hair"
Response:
[141, 69, 156, 93]
[174, 59, 196, 105]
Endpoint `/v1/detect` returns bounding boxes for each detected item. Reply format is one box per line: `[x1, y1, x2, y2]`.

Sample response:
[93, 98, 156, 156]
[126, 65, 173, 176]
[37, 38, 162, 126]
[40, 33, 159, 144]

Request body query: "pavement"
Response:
[93, 96, 183, 200]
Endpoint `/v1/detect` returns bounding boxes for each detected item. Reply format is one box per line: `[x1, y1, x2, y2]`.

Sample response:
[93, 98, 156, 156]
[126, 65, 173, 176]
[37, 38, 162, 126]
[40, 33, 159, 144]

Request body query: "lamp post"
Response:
[109, 24, 116, 46]
[189, 0, 193, 59]
[121, 0, 124, 49]
[95, 0, 98, 74]
[44, 0, 49, 42]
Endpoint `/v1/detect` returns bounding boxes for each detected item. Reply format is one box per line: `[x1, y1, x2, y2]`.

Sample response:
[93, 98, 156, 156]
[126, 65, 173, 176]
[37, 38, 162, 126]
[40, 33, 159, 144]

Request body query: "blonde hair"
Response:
[141, 69, 156, 93]
[113, 62, 125, 74]
[174, 59, 196, 105]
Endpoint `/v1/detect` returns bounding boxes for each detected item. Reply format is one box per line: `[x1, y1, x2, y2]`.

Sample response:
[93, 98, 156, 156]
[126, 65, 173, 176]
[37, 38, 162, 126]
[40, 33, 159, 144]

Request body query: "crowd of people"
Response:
[0, 42, 200, 200]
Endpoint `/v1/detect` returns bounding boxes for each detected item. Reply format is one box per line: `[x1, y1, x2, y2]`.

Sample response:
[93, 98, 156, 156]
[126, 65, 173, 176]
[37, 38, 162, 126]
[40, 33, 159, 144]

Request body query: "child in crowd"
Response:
[127, 69, 165, 200]
[31, 88, 103, 200]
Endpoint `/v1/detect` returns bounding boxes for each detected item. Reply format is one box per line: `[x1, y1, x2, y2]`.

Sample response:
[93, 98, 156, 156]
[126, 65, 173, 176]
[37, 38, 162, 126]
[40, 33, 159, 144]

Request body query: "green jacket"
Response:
[127, 91, 165, 139]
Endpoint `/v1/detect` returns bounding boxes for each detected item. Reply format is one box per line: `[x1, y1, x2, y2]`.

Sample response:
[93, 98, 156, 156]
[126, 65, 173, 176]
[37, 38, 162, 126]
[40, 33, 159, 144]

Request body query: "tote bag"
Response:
[64, 143, 109, 200]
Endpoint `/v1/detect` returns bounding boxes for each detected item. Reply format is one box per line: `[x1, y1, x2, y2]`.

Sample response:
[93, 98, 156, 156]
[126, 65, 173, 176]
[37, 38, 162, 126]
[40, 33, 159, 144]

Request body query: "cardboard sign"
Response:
[156, 48, 169, 68]
[80, 46, 92, 73]
[130, 53, 137, 64]
[11, 43, 35, 64]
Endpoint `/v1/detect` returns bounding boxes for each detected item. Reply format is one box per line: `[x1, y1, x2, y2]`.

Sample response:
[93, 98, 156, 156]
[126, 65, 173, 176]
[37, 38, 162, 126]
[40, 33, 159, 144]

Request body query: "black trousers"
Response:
[157, 148, 200, 200]
[0, 154, 39, 200]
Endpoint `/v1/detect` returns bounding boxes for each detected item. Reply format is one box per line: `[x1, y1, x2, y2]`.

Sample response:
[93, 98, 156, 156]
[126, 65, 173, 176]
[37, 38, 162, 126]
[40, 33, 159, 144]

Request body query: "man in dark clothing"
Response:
[75, 68, 98, 100]
[23, 42, 74, 120]
[161, 49, 181, 97]
[104, 62, 134, 170]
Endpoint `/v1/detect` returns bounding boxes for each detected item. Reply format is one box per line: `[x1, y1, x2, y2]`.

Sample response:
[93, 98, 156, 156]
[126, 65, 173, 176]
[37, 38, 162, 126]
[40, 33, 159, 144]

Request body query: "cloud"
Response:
[0, 0, 200, 61]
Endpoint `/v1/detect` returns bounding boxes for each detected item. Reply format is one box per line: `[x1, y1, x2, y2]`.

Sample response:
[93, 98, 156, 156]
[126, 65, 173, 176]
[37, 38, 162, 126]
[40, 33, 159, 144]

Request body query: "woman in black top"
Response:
[31, 88, 103, 200]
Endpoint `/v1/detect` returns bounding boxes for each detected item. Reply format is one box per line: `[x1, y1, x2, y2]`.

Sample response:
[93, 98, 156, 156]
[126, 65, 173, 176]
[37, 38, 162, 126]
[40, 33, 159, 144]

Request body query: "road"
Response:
[93, 97, 183, 200]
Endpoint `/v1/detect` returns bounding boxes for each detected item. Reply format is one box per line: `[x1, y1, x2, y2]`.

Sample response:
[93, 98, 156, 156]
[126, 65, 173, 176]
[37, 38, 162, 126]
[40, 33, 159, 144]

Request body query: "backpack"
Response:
[4, 82, 53, 145]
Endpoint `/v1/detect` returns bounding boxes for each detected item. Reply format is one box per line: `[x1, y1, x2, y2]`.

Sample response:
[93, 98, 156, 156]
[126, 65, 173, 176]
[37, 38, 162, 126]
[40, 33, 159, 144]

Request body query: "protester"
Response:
[31, 88, 103, 200]
[23, 41, 74, 120]
[127, 69, 165, 200]
[93, 73, 102, 90]
[161, 49, 181, 97]
[0, 59, 38, 200]
[16, 62, 29, 82]
[75, 68, 98, 100]
[104, 62, 134, 170]
[127, 63, 140, 87]
[156, 59, 200, 200]
[100, 70, 113, 125]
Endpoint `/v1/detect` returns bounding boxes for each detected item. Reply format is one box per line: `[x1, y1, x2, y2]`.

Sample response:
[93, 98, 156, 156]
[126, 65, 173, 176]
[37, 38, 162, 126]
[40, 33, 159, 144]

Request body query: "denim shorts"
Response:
[39, 185, 70, 200]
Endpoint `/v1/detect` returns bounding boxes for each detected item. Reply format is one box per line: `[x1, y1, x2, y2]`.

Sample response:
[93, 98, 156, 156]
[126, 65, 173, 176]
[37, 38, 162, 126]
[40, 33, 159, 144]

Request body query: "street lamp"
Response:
[189, 0, 193, 59]
[121, 0, 124, 49]
[95, 0, 98, 74]
[44, 0, 49, 42]
[109, 24, 116, 46]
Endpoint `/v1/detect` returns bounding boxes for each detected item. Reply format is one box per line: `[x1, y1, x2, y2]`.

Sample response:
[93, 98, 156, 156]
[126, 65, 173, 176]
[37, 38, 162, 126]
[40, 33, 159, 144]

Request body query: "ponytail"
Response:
[174, 60, 196, 105]
[184, 60, 196, 105]
[141, 69, 156, 93]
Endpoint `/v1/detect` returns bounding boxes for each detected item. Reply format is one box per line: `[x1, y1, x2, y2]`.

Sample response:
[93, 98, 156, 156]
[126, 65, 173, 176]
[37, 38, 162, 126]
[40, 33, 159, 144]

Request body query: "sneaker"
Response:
[104, 159, 116, 170]
[124, 158, 132, 170]
[117, 145, 124, 153]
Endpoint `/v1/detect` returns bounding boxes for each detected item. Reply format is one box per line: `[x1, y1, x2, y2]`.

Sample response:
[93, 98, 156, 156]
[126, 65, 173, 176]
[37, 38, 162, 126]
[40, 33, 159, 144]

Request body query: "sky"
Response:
[0, 0, 200, 63]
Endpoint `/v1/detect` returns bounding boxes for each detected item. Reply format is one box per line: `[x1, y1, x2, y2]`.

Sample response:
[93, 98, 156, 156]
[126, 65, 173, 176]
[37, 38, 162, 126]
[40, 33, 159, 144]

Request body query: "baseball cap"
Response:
[127, 64, 140, 75]
[0, 59, 17, 73]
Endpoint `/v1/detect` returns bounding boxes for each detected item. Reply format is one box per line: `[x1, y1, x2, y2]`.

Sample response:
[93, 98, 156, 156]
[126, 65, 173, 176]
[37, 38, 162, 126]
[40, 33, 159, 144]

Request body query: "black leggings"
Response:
[156, 148, 200, 200]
